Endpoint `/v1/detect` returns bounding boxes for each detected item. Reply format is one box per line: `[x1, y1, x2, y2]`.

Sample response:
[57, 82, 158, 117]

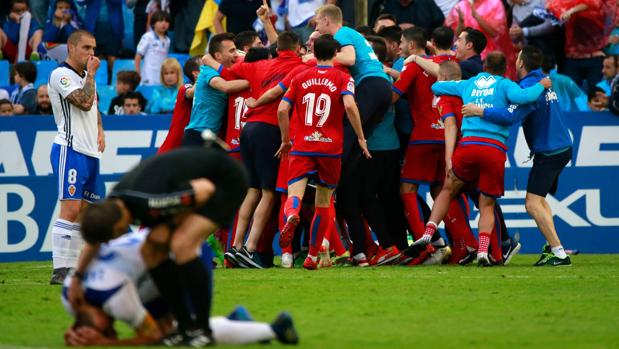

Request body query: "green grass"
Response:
[1, 256, 619, 348]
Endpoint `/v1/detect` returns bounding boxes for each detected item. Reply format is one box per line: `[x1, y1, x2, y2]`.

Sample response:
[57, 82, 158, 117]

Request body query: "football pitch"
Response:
[1, 256, 618, 349]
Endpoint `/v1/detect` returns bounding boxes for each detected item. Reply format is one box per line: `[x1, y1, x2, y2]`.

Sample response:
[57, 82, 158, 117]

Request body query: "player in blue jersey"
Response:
[182, 33, 249, 146]
[461, 46, 573, 266]
[412, 51, 552, 266]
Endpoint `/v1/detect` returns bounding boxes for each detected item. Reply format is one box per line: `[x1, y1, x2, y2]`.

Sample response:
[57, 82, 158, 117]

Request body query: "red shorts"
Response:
[276, 153, 289, 193]
[228, 151, 241, 161]
[451, 137, 507, 197]
[288, 155, 341, 189]
[401, 143, 446, 185]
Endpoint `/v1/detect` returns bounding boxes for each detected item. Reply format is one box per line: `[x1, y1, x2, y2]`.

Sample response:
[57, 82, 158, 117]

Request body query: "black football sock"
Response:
[178, 258, 212, 335]
[149, 259, 193, 332]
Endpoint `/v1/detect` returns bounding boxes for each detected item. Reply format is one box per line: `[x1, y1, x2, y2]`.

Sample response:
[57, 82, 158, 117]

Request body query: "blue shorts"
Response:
[50, 143, 104, 202]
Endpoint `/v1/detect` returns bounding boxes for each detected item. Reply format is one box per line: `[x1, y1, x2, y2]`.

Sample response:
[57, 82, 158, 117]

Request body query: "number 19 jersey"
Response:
[282, 66, 355, 157]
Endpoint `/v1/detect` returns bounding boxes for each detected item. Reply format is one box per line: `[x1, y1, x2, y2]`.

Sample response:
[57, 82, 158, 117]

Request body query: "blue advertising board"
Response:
[0, 112, 618, 262]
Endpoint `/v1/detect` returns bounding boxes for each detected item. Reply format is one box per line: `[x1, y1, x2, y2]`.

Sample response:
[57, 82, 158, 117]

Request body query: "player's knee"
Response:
[525, 196, 543, 215]
[59, 201, 82, 221]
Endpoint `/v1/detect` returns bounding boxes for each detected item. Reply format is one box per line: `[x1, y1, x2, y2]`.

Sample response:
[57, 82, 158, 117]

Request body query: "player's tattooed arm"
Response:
[66, 74, 96, 111]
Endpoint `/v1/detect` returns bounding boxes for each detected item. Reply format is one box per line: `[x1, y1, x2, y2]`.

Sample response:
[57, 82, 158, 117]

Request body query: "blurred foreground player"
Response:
[277, 34, 370, 270]
[67, 134, 248, 346]
[62, 230, 299, 346]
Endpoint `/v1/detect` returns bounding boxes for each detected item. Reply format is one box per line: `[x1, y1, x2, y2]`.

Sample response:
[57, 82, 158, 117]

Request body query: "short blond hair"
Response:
[160, 58, 183, 89]
[316, 4, 342, 24]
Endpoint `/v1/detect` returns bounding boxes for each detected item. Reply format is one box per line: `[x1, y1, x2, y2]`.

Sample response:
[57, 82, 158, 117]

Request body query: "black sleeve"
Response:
[610, 79, 619, 116]
[217, 0, 231, 16]
[110, 182, 197, 225]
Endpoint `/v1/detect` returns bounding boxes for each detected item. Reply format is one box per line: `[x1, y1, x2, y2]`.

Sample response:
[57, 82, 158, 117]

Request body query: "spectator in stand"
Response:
[546, 0, 616, 94]
[76, 0, 124, 64]
[373, 13, 397, 33]
[108, 70, 142, 115]
[135, 11, 171, 85]
[588, 87, 607, 111]
[0, 99, 14, 116]
[126, 0, 148, 49]
[596, 55, 618, 96]
[508, 0, 561, 61]
[147, 58, 183, 114]
[382, 0, 445, 35]
[285, 0, 335, 43]
[38, 0, 81, 62]
[10, 61, 37, 115]
[34, 85, 52, 114]
[28, 0, 50, 26]
[355, 25, 376, 37]
[121, 91, 146, 115]
[158, 56, 202, 154]
[0, 0, 43, 62]
[445, 0, 517, 79]
[610, 75, 619, 115]
[214, 0, 262, 34]
[607, 2, 619, 55]
[0, 88, 9, 100]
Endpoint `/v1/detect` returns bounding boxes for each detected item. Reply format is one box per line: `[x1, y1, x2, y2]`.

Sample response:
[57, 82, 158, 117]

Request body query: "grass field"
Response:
[1, 255, 619, 349]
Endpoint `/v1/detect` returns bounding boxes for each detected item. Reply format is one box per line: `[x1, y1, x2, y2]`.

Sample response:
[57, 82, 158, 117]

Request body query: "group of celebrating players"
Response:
[46, 2, 574, 347]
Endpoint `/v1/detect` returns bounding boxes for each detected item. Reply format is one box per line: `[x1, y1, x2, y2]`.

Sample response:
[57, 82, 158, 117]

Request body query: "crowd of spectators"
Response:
[0, 0, 618, 116]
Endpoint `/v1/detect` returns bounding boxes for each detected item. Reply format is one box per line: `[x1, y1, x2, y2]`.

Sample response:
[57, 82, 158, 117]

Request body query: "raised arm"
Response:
[257, 3, 278, 45]
[403, 55, 439, 77]
[505, 78, 551, 104]
[65, 56, 99, 111]
[432, 80, 466, 97]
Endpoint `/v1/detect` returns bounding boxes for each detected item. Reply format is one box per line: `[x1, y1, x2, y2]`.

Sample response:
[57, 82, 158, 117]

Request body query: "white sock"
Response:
[551, 246, 567, 259]
[432, 238, 446, 247]
[307, 254, 317, 262]
[67, 223, 84, 268]
[51, 219, 74, 269]
[210, 317, 275, 344]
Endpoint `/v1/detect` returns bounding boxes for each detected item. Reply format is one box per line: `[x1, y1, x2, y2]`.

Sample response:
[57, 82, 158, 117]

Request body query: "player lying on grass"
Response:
[68, 136, 249, 346]
[276, 34, 370, 270]
[62, 230, 299, 346]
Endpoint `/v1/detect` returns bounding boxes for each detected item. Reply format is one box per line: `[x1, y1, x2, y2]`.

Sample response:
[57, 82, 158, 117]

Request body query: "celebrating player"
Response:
[277, 34, 370, 270]
[461, 46, 573, 266]
[413, 52, 552, 266]
[68, 140, 248, 346]
[48, 30, 104, 284]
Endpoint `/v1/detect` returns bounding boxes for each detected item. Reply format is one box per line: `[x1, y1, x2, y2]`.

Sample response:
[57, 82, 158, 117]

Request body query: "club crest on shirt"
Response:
[60, 76, 71, 87]
[68, 185, 76, 196]
[304, 131, 333, 143]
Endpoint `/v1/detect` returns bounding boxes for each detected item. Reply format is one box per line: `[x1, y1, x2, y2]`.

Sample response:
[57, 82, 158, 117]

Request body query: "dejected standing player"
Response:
[277, 34, 370, 270]
[48, 30, 105, 284]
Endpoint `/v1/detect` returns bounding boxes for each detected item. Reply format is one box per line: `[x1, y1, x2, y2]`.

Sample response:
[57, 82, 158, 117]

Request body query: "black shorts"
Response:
[181, 129, 205, 147]
[527, 147, 572, 197]
[240, 122, 280, 190]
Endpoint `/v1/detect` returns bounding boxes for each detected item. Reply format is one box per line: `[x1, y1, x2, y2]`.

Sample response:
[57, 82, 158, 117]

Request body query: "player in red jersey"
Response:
[203, 31, 306, 268]
[276, 34, 370, 270]
[391, 27, 456, 264]
[157, 56, 201, 154]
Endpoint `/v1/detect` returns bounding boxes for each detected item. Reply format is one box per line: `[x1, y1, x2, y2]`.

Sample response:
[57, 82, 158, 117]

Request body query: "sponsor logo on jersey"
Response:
[304, 131, 333, 143]
[68, 185, 76, 196]
[473, 75, 496, 90]
[60, 76, 71, 87]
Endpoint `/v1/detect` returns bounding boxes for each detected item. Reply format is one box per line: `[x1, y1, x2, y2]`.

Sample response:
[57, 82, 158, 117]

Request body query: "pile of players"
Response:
[170, 4, 570, 270]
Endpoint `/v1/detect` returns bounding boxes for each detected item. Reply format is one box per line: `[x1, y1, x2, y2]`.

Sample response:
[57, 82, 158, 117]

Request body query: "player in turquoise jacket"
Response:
[413, 52, 552, 266]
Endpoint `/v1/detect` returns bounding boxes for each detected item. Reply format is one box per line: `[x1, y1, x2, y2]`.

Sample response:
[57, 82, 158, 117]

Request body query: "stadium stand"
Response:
[33, 60, 57, 88]
[94, 59, 109, 86]
[97, 85, 116, 114]
[0, 60, 10, 86]
[111, 59, 139, 85]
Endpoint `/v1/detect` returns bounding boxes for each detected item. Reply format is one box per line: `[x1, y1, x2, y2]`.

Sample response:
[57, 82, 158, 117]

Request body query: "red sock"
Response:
[478, 232, 491, 255]
[326, 200, 346, 256]
[283, 195, 302, 221]
[401, 192, 426, 239]
[444, 196, 473, 248]
[308, 207, 331, 256]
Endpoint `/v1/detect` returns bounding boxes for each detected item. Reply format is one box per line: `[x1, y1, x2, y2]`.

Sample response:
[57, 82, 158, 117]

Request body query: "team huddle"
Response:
[47, 3, 573, 347]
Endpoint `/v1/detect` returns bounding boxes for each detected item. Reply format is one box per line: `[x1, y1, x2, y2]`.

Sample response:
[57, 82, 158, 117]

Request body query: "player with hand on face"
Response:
[48, 30, 104, 285]
[277, 34, 370, 270]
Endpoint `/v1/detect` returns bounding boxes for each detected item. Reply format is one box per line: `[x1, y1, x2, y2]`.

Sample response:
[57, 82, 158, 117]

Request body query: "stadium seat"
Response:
[98, 85, 116, 114]
[136, 85, 158, 102]
[111, 59, 137, 85]
[34, 60, 58, 88]
[0, 84, 18, 96]
[94, 59, 109, 86]
[169, 53, 190, 68]
[0, 60, 9, 86]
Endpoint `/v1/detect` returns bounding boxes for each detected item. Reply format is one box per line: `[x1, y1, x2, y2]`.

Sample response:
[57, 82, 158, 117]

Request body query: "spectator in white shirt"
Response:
[135, 11, 171, 86]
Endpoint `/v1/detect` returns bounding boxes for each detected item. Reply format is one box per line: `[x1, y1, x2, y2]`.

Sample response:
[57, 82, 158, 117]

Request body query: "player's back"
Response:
[285, 66, 355, 156]
[93, 230, 148, 283]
